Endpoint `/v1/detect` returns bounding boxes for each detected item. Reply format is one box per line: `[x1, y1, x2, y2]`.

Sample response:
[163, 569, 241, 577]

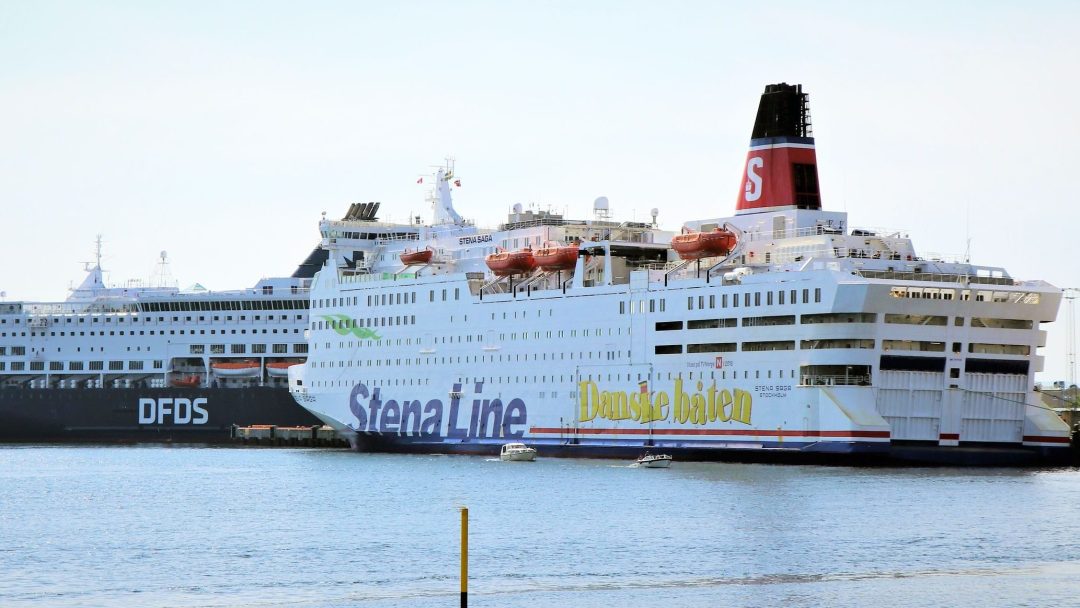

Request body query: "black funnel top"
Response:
[751, 83, 812, 139]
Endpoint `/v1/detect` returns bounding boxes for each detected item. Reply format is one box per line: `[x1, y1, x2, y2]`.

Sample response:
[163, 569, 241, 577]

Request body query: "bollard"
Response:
[460, 506, 468, 608]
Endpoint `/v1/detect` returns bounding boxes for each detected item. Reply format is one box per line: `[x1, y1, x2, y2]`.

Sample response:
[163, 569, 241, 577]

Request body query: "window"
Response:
[273, 344, 288, 354]
[210, 344, 225, 354]
[252, 344, 267, 354]
[231, 344, 246, 354]
[190, 345, 205, 354]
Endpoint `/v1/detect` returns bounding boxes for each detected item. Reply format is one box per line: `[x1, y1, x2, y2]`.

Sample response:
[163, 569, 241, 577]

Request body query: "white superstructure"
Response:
[291, 84, 1071, 464]
[0, 238, 312, 392]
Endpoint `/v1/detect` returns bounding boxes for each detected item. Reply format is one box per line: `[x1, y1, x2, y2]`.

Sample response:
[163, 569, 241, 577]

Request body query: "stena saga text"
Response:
[290, 83, 1072, 465]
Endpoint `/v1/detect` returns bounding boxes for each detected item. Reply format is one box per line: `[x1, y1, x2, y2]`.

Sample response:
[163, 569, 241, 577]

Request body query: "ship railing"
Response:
[799, 374, 872, 387]
[737, 225, 908, 243]
[374, 233, 422, 244]
[858, 270, 1015, 286]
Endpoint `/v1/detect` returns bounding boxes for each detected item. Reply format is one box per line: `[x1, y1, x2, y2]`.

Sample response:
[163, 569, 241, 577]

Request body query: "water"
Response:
[2, 446, 1079, 608]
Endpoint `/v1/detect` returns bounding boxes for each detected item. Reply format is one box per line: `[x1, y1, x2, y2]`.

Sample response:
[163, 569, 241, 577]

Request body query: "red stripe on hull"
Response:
[529, 427, 890, 439]
[1022, 435, 1072, 444]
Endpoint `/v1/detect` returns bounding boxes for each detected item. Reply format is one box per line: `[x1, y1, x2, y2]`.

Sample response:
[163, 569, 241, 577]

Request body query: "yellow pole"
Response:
[460, 506, 468, 608]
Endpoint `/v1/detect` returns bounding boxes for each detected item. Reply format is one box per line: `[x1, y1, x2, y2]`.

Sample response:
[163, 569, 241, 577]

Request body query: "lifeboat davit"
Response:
[534, 243, 579, 272]
[671, 228, 737, 260]
[170, 374, 202, 388]
[485, 248, 538, 276]
[211, 361, 261, 378]
[399, 247, 434, 265]
[266, 361, 303, 378]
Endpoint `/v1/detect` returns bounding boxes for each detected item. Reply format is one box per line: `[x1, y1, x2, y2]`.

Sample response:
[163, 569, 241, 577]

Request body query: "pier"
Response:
[230, 424, 348, 447]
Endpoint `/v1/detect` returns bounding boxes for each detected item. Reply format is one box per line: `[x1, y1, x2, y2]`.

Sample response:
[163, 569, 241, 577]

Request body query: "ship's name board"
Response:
[578, 378, 753, 425]
[458, 234, 493, 245]
[349, 382, 525, 439]
[138, 397, 209, 425]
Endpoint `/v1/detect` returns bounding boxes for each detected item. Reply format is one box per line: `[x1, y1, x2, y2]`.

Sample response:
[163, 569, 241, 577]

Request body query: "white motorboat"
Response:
[636, 453, 672, 468]
[500, 443, 537, 462]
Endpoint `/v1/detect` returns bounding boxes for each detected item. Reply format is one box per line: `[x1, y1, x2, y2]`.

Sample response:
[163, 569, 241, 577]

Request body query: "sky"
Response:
[1, 1, 1077, 381]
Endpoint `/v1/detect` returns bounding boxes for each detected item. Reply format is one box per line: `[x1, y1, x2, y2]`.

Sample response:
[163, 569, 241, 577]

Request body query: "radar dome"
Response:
[593, 196, 609, 211]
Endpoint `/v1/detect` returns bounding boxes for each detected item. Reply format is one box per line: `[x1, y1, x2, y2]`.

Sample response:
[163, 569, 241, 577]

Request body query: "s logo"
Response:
[745, 157, 763, 202]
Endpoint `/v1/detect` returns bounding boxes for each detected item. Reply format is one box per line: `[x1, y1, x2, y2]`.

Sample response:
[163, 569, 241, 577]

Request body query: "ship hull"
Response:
[294, 387, 1075, 467]
[342, 430, 1074, 466]
[0, 387, 321, 443]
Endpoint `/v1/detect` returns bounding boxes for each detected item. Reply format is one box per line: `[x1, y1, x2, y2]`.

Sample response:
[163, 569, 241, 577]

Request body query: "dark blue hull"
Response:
[348, 433, 1077, 467]
[0, 387, 321, 443]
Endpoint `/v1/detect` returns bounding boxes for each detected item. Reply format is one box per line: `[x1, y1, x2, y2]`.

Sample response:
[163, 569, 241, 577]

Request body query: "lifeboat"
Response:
[266, 361, 303, 378]
[671, 228, 737, 260]
[211, 361, 261, 378]
[534, 243, 579, 272]
[170, 374, 202, 388]
[485, 248, 538, 276]
[399, 247, 434, 265]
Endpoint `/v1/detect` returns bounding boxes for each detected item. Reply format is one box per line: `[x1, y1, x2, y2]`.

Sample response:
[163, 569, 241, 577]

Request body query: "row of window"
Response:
[653, 313, 1034, 332]
[307, 367, 805, 390]
[1, 327, 304, 341]
[655, 340, 1029, 355]
[0, 360, 164, 372]
[189, 344, 307, 355]
[889, 286, 1041, 304]
[4, 313, 303, 325]
[140, 298, 308, 312]
[313, 287, 463, 311]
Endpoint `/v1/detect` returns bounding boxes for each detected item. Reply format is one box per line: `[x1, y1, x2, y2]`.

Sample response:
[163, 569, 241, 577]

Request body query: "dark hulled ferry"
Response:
[0, 232, 344, 442]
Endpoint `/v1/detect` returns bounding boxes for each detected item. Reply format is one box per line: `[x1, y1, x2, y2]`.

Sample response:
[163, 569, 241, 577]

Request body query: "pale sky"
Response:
[1, 1, 1078, 381]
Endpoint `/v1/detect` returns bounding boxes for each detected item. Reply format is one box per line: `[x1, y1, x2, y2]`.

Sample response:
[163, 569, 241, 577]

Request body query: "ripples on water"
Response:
[1, 446, 1078, 607]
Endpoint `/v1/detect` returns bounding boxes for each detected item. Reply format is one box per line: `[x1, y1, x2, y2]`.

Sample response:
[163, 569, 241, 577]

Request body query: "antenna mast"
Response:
[1065, 288, 1078, 389]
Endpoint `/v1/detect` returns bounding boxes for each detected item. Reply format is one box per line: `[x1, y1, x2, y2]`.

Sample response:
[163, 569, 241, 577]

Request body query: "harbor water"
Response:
[2, 446, 1079, 607]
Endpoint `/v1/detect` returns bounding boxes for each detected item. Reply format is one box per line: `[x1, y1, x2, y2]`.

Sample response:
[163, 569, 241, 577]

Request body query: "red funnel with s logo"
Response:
[736, 83, 821, 215]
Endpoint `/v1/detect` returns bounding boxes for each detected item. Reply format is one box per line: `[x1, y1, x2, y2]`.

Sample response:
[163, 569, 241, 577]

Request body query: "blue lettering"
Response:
[420, 399, 443, 437]
[349, 383, 369, 430]
[503, 399, 527, 439]
[366, 388, 382, 433]
[447, 383, 468, 438]
[380, 399, 401, 433]
[401, 400, 423, 436]
[479, 399, 503, 438]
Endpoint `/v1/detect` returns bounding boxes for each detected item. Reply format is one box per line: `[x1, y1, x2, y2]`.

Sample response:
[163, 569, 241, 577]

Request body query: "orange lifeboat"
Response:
[485, 248, 538, 276]
[671, 228, 737, 260]
[534, 243, 579, 272]
[399, 247, 434, 265]
[170, 374, 202, 388]
[266, 361, 303, 378]
[211, 361, 261, 378]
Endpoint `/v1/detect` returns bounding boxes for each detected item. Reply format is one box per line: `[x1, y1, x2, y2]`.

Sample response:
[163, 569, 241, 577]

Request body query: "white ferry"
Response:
[290, 83, 1073, 465]
[0, 239, 324, 441]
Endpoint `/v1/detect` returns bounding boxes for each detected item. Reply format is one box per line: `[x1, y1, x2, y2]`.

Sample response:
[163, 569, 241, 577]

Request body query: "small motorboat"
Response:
[671, 228, 737, 260]
[399, 247, 434, 265]
[500, 442, 537, 462]
[485, 248, 538, 276]
[533, 242, 579, 272]
[265, 361, 303, 378]
[635, 452, 672, 468]
[210, 361, 261, 378]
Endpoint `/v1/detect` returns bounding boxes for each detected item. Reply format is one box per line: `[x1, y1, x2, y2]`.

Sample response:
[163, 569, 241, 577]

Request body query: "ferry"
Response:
[289, 83, 1073, 465]
[0, 241, 324, 442]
